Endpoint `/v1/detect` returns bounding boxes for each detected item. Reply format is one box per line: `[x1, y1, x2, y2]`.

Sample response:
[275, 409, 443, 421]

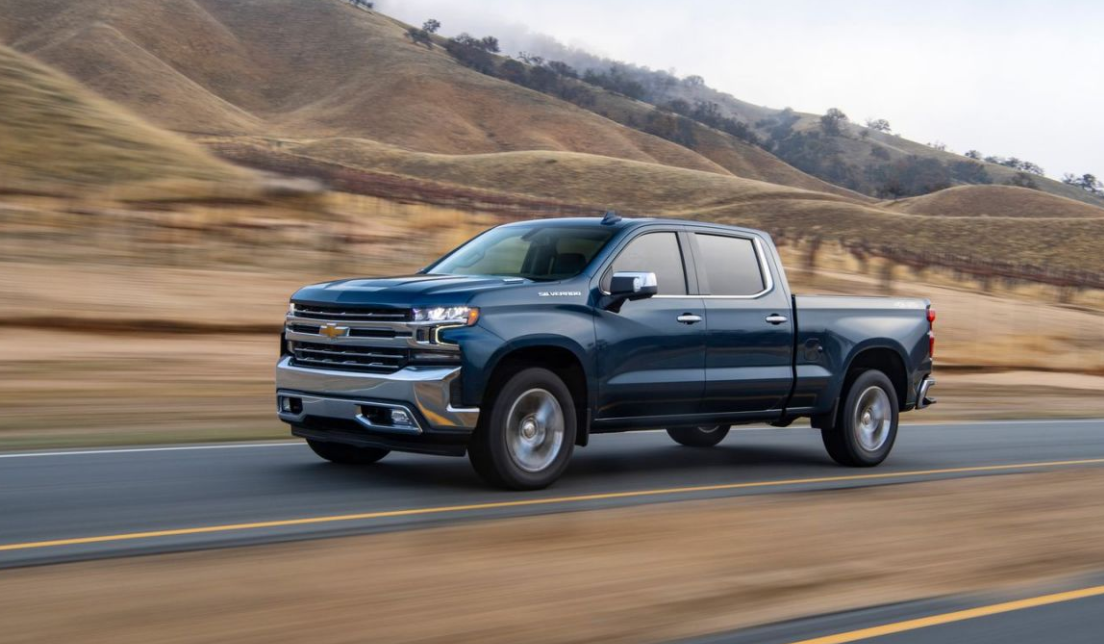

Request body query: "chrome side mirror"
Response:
[610, 271, 658, 298]
[605, 271, 658, 311]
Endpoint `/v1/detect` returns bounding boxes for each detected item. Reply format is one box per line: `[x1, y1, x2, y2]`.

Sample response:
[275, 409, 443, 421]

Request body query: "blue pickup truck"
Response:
[277, 214, 935, 489]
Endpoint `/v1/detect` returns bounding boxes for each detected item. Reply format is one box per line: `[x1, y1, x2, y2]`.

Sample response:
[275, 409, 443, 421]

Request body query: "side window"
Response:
[602, 232, 687, 295]
[694, 234, 765, 296]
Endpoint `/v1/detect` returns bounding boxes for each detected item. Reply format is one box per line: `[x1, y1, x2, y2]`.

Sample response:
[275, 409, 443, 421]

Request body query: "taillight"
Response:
[927, 307, 936, 358]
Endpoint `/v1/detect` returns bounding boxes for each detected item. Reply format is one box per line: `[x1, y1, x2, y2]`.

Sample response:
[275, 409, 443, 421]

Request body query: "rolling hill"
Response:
[1, 0, 1102, 279]
[224, 136, 1104, 275]
[886, 185, 1104, 218]
[0, 0, 858, 198]
[0, 43, 248, 191]
[779, 114, 1102, 205]
[269, 137, 856, 212]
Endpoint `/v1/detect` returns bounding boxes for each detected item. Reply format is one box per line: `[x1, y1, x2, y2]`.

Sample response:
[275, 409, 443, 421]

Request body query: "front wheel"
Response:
[468, 367, 576, 490]
[666, 425, 730, 447]
[821, 370, 899, 467]
[306, 439, 390, 465]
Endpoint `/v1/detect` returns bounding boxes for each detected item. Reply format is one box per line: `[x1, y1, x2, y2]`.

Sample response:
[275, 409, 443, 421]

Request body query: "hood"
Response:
[291, 274, 531, 307]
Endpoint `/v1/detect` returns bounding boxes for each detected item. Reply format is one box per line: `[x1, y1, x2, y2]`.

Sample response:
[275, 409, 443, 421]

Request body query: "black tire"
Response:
[468, 367, 576, 490]
[666, 425, 730, 447]
[821, 370, 899, 467]
[306, 438, 390, 465]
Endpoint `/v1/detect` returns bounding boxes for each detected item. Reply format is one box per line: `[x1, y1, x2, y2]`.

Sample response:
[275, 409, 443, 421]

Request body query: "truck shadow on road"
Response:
[291, 442, 836, 492]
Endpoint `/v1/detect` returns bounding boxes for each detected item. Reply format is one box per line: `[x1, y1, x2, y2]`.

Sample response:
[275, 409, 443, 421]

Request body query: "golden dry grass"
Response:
[0, 0, 707, 166]
[0, 44, 248, 191]
[0, 0, 861, 197]
[234, 137, 1104, 273]
[283, 137, 857, 212]
[5, 470, 1104, 643]
[886, 185, 1104, 218]
[788, 114, 1104, 206]
[713, 199, 1104, 273]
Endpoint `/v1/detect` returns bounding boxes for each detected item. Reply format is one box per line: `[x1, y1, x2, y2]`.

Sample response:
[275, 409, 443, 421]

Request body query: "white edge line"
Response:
[0, 441, 302, 459]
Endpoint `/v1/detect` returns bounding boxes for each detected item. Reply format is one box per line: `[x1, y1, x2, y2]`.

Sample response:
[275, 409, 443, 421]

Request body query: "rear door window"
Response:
[693, 234, 765, 296]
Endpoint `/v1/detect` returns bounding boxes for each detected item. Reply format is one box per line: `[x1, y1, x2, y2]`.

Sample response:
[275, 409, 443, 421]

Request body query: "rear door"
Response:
[689, 231, 794, 413]
[594, 229, 706, 419]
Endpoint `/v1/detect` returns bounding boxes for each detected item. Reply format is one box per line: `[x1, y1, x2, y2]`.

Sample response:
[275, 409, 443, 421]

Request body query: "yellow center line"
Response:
[780, 584, 1104, 644]
[3, 458, 1104, 553]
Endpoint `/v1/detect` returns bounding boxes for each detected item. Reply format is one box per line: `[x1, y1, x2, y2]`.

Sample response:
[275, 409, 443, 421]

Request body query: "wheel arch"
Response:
[481, 339, 592, 446]
[842, 345, 909, 412]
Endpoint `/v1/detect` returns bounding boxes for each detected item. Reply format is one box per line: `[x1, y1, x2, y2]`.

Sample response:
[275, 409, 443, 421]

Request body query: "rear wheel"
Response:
[306, 439, 390, 465]
[469, 367, 576, 490]
[666, 425, 730, 447]
[822, 370, 898, 467]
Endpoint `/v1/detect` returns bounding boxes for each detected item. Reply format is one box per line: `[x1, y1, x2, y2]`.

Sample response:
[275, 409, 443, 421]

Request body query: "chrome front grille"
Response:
[287, 323, 408, 339]
[292, 304, 411, 322]
[285, 303, 459, 374]
[290, 341, 409, 373]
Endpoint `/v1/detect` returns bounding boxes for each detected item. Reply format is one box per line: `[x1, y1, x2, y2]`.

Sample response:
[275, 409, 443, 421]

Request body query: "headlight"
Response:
[287, 302, 296, 317]
[413, 306, 479, 326]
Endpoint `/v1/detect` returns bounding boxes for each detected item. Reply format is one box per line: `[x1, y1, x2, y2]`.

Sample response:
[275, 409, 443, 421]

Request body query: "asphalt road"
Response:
[3, 419, 1104, 567]
[682, 578, 1104, 644]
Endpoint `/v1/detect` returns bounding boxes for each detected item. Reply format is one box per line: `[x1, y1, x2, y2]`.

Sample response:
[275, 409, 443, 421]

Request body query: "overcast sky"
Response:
[376, 0, 1102, 179]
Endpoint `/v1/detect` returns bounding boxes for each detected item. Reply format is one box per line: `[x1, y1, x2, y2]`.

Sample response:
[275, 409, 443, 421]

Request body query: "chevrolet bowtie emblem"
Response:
[319, 323, 349, 339]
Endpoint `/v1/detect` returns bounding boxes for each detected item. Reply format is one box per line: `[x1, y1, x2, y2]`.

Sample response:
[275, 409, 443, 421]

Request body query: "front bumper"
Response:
[276, 357, 480, 451]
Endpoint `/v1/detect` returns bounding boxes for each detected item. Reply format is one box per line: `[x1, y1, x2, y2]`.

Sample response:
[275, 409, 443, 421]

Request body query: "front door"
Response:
[594, 230, 706, 419]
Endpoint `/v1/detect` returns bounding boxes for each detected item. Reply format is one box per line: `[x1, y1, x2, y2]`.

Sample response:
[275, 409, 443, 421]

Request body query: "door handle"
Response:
[765, 314, 788, 325]
[676, 313, 703, 324]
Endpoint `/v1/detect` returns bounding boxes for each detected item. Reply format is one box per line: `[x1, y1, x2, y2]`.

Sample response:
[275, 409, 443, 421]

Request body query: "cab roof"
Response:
[498, 216, 768, 239]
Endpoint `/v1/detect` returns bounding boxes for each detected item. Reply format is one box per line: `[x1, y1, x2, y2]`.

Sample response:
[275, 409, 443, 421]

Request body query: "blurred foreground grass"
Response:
[3, 326, 1104, 451]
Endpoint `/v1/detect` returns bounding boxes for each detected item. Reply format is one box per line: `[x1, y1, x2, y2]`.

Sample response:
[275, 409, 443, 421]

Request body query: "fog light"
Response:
[390, 409, 414, 427]
[279, 396, 302, 414]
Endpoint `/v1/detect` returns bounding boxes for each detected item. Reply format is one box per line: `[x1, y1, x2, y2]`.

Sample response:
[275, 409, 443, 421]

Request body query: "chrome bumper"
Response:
[916, 376, 937, 409]
[275, 356, 479, 433]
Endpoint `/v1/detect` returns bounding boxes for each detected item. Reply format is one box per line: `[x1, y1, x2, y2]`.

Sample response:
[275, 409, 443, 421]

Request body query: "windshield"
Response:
[426, 225, 616, 281]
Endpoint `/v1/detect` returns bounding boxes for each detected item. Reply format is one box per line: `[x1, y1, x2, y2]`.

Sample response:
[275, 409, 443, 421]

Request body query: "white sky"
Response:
[375, 0, 1103, 179]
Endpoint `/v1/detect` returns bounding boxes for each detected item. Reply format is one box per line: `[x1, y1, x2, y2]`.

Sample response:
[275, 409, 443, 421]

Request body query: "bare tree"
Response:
[1006, 172, 1039, 190]
[819, 108, 849, 136]
[406, 19, 441, 49]
[864, 118, 891, 132]
[1063, 172, 1102, 195]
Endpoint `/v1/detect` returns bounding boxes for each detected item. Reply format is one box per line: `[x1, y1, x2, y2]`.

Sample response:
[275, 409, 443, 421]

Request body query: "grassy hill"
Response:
[886, 185, 1104, 218]
[223, 136, 1104, 276]
[0, 0, 859, 198]
[0, 43, 248, 191]
[477, 18, 1101, 207]
[275, 137, 856, 212]
[2, 0, 1102, 280]
[777, 114, 1102, 205]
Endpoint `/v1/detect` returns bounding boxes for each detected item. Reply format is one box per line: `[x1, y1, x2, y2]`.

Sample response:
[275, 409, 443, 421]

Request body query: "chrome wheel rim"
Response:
[506, 388, 565, 473]
[697, 426, 722, 434]
[854, 386, 892, 451]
